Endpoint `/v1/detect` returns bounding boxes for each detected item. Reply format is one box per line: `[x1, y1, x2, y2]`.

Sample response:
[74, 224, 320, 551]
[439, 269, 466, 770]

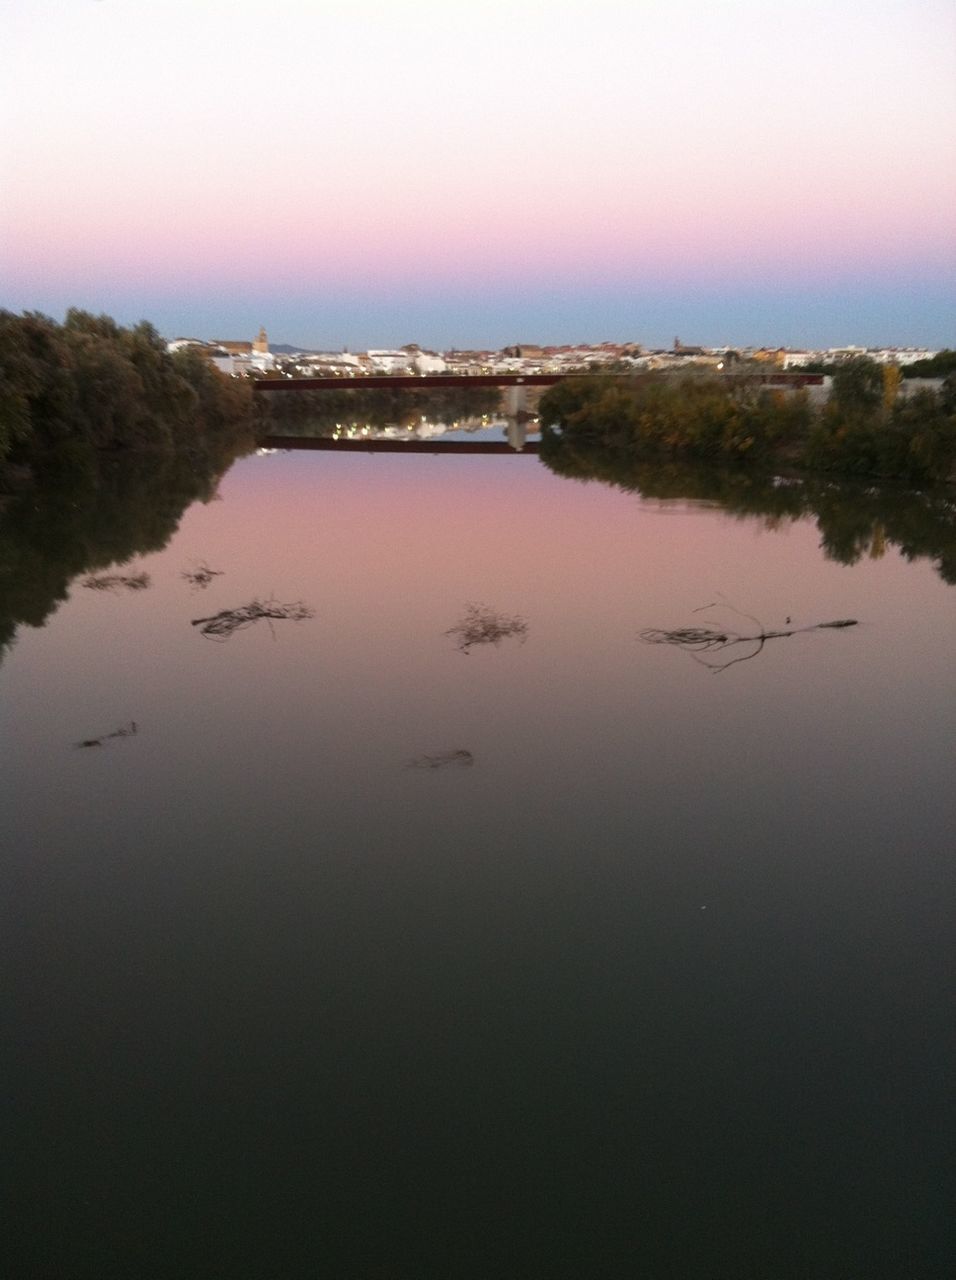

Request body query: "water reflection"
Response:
[539, 431, 956, 584]
[3, 436, 954, 669]
[2, 443, 953, 1278]
[0, 445, 242, 659]
[256, 382, 506, 440]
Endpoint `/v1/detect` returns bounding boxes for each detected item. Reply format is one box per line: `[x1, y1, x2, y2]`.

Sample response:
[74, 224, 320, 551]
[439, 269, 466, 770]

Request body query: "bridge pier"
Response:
[503, 383, 528, 416]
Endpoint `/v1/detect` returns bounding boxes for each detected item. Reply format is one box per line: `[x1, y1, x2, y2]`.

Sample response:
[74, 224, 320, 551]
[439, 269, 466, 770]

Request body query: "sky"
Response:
[1, 0, 954, 350]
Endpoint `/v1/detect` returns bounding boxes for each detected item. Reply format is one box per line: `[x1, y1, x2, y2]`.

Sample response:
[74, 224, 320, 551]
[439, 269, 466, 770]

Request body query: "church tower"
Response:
[253, 326, 269, 355]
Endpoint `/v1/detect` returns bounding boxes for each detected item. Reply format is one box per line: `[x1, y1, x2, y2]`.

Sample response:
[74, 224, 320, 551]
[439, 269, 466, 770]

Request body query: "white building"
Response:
[411, 350, 447, 374]
[366, 350, 412, 374]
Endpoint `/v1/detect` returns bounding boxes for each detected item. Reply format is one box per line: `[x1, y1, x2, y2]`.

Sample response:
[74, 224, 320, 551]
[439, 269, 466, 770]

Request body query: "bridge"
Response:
[253, 373, 566, 392]
[252, 371, 823, 394]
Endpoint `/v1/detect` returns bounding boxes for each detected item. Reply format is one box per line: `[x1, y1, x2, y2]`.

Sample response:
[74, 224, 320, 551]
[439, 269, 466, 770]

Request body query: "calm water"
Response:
[2, 440, 954, 1278]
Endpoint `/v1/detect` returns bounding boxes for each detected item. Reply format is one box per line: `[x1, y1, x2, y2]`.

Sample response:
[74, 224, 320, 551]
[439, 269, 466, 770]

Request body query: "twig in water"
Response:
[75, 721, 138, 749]
[445, 603, 528, 655]
[82, 571, 150, 592]
[191, 597, 314, 640]
[640, 601, 857, 673]
[181, 561, 224, 590]
[406, 749, 474, 770]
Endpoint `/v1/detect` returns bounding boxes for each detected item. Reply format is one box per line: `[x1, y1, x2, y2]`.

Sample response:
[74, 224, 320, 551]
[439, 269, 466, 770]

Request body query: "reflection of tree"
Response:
[539, 430, 956, 586]
[0, 440, 248, 663]
[257, 385, 504, 437]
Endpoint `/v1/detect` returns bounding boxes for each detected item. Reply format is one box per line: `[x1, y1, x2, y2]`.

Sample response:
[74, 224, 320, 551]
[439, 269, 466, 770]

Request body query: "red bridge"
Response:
[252, 371, 823, 394]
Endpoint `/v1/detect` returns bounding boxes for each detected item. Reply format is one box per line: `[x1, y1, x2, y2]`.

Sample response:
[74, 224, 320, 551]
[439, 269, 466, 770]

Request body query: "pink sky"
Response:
[2, 0, 954, 348]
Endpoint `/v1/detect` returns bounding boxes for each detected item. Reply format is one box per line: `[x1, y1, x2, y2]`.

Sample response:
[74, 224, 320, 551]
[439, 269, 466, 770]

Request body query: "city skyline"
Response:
[2, 0, 954, 350]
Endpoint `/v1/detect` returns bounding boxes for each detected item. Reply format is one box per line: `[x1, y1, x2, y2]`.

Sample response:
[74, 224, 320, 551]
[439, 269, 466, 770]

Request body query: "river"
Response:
[2, 437, 954, 1278]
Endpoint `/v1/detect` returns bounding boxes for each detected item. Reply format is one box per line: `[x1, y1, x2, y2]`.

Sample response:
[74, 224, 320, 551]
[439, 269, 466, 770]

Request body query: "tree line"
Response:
[539, 359, 956, 484]
[800, 351, 956, 380]
[0, 309, 256, 475]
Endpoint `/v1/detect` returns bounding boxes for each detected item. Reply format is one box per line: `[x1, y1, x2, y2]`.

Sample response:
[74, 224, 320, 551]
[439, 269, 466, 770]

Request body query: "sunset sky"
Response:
[2, 0, 954, 350]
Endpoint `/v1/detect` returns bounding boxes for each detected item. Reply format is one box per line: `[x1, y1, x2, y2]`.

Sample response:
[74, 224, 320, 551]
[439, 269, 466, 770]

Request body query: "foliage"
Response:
[800, 353, 956, 382]
[901, 349, 956, 379]
[806, 364, 956, 482]
[539, 373, 813, 466]
[0, 308, 256, 470]
[829, 356, 884, 417]
[541, 362, 956, 485]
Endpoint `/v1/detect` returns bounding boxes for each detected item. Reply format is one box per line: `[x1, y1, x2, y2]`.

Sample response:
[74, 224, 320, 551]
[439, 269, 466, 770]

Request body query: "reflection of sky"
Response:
[5, 450, 953, 891]
[4, 450, 953, 786]
[2, 1, 954, 347]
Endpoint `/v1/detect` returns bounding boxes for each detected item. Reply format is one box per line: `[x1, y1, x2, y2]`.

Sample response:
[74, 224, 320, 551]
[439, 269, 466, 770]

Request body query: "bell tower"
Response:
[253, 326, 269, 354]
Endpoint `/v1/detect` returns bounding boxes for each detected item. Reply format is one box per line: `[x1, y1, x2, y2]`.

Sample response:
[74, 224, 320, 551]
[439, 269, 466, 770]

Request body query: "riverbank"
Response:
[538, 366, 956, 487]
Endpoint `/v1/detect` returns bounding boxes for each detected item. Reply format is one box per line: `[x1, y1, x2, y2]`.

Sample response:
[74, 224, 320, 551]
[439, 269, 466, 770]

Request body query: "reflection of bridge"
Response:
[257, 436, 539, 454]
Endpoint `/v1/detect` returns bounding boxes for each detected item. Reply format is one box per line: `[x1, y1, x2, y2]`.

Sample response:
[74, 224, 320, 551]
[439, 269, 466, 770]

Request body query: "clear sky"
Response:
[2, 0, 954, 350]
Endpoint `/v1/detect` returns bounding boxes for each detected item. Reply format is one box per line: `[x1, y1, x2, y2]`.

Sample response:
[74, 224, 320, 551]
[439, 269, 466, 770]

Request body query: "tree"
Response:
[830, 356, 883, 418]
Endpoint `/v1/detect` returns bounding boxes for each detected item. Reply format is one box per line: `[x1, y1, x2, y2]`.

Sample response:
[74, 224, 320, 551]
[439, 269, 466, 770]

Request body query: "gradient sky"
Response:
[2, 0, 954, 349]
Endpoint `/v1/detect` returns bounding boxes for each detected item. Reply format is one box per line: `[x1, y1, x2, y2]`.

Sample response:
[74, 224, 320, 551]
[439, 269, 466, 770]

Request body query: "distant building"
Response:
[673, 337, 706, 357]
[366, 350, 412, 374]
[212, 339, 252, 356]
[292, 352, 363, 376]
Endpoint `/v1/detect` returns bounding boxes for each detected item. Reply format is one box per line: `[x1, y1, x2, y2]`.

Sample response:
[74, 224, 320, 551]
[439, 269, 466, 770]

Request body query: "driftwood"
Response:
[181, 561, 224, 590]
[641, 601, 858, 672]
[81, 571, 150, 592]
[75, 721, 138, 749]
[191, 597, 314, 640]
[407, 749, 474, 770]
[445, 603, 528, 655]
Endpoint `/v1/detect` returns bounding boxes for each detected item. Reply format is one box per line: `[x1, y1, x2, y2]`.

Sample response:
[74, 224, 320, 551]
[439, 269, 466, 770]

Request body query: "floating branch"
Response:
[181, 561, 224, 590]
[81, 571, 150, 592]
[445, 603, 528, 655]
[75, 721, 138, 749]
[407, 749, 474, 770]
[640, 601, 857, 673]
[191, 597, 314, 640]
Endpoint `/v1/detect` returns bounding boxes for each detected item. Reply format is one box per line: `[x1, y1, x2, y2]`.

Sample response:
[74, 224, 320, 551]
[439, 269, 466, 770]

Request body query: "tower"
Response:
[253, 326, 269, 354]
